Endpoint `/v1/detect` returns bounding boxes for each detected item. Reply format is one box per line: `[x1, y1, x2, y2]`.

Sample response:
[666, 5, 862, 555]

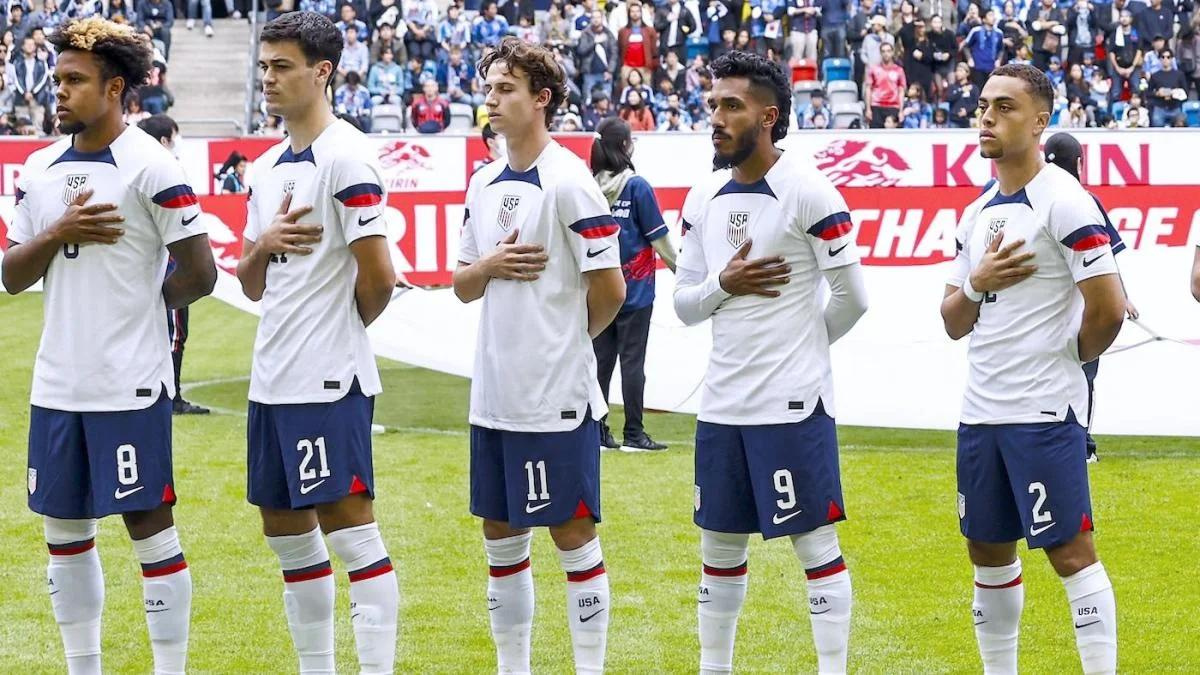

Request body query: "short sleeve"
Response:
[1090, 194, 1125, 255]
[330, 156, 388, 245]
[8, 167, 34, 244]
[458, 174, 481, 264]
[630, 177, 667, 243]
[797, 178, 858, 271]
[560, 173, 620, 273]
[1050, 189, 1118, 283]
[243, 184, 261, 243]
[947, 209, 975, 288]
[145, 158, 205, 246]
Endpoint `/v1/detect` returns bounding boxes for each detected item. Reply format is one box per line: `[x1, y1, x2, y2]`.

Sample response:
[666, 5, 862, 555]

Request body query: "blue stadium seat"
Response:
[1110, 101, 1128, 122]
[1185, 101, 1200, 127]
[686, 34, 708, 62]
[821, 57, 852, 83]
[1050, 101, 1065, 126]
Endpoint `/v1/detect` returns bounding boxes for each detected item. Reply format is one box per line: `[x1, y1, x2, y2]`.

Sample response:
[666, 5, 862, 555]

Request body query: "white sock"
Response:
[327, 522, 399, 675]
[973, 559, 1024, 675]
[485, 532, 535, 675]
[698, 530, 749, 675]
[793, 526, 852, 675]
[558, 537, 609, 675]
[132, 527, 192, 675]
[1063, 562, 1117, 675]
[45, 517, 104, 675]
[267, 527, 335, 675]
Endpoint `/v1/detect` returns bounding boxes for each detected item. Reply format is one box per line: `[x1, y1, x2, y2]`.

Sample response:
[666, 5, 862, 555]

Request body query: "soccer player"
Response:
[2, 17, 216, 674]
[236, 12, 399, 674]
[452, 36, 626, 675]
[941, 64, 1125, 675]
[673, 51, 868, 675]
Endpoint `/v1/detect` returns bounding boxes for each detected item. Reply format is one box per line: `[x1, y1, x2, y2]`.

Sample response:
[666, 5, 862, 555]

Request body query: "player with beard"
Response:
[941, 64, 1124, 675]
[674, 50, 868, 675]
[3, 17, 216, 674]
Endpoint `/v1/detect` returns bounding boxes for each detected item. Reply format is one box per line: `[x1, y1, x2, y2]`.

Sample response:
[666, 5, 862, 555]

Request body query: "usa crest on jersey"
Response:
[984, 217, 1007, 249]
[727, 211, 749, 247]
[497, 194, 520, 231]
[62, 174, 89, 205]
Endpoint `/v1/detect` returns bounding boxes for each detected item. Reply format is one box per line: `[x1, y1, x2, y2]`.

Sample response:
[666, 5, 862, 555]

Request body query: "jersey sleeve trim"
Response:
[645, 223, 669, 241]
[151, 184, 200, 209]
[806, 211, 853, 240]
[569, 214, 620, 239]
[1059, 224, 1110, 251]
[333, 182, 384, 207]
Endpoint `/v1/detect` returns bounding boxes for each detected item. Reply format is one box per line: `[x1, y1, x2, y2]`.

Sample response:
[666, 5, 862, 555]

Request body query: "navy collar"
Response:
[275, 145, 316, 166]
[489, 164, 542, 189]
[983, 187, 1033, 210]
[715, 176, 777, 199]
[51, 144, 118, 168]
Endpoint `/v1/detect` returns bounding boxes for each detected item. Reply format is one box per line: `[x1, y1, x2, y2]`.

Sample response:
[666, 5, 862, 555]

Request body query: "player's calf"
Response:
[265, 523, 336, 675]
[554, 530, 609, 675]
[698, 529, 749, 675]
[131, 524, 192, 675]
[792, 525, 852, 675]
[44, 517, 104, 675]
[1047, 533, 1116, 675]
[484, 526, 535, 675]
[327, 521, 399, 675]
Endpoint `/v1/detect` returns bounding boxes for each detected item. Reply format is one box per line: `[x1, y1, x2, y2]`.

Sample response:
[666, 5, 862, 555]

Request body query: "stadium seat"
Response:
[686, 34, 708, 62]
[826, 80, 859, 107]
[821, 57, 852, 84]
[1049, 101, 1065, 126]
[792, 80, 822, 111]
[1185, 101, 1200, 127]
[448, 103, 474, 132]
[372, 104, 404, 134]
[832, 101, 863, 128]
[1109, 101, 1127, 122]
[791, 59, 817, 83]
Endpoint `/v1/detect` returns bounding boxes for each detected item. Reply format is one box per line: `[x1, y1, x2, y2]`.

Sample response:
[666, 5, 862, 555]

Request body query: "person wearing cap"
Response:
[1043, 132, 1139, 461]
[859, 13, 895, 70]
[1146, 47, 1188, 126]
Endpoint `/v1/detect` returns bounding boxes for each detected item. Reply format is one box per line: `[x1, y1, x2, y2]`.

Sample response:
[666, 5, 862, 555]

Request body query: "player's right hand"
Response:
[969, 231, 1037, 292]
[258, 193, 322, 256]
[484, 229, 548, 282]
[719, 239, 790, 297]
[50, 189, 124, 245]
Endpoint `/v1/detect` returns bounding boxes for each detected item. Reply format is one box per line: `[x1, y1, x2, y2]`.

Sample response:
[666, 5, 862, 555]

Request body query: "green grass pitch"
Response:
[0, 294, 1197, 673]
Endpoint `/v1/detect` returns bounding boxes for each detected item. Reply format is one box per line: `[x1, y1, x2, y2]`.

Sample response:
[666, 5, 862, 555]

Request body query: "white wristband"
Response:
[962, 277, 985, 303]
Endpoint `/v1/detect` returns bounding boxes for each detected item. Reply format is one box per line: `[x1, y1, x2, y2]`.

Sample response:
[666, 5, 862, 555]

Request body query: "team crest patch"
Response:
[727, 212, 749, 247]
[283, 180, 296, 194]
[694, 485, 701, 511]
[497, 194, 520, 231]
[984, 217, 1007, 249]
[957, 492, 966, 519]
[62, 174, 89, 204]
[28, 467, 36, 495]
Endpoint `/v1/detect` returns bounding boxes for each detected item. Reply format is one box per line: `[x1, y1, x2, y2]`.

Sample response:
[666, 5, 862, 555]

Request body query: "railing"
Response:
[176, 118, 246, 134]
[244, 0, 261, 134]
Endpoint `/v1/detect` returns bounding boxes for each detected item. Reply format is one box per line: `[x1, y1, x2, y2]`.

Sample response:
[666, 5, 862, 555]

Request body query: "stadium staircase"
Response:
[168, 18, 254, 137]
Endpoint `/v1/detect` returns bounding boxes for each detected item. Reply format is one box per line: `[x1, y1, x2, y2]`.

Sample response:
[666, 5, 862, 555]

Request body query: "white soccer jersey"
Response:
[8, 126, 206, 412]
[244, 120, 388, 405]
[948, 164, 1119, 425]
[675, 150, 859, 426]
[459, 141, 621, 432]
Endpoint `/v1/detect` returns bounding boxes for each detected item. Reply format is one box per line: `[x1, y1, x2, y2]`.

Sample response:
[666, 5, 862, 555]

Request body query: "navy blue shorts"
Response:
[470, 416, 601, 528]
[694, 402, 846, 539]
[247, 381, 376, 510]
[957, 410, 1094, 550]
[28, 390, 176, 519]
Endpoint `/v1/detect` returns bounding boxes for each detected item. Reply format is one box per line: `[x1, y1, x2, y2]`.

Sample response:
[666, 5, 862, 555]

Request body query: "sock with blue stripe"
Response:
[132, 526, 192, 675]
[793, 525, 852, 675]
[45, 517, 104, 675]
[328, 522, 399, 675]
[268, 526, 335, 674]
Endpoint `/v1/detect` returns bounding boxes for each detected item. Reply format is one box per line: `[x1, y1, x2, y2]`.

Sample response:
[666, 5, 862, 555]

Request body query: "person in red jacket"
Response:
[410, 78, 450, 133]
[618, 1, 659, 88]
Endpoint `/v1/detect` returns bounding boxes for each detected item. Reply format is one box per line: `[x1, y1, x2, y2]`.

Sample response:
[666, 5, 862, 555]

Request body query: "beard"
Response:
[979, 142, 1004, 159]
[712, 127, 757, 170]
[59, 119, 86, 135]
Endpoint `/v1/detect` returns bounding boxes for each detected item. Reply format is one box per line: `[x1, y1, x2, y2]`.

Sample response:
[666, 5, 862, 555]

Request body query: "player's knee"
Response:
[44, 516, 98, 545]
[1046, 533, 1098, 577]
[549, 517, 596, 551]
[260, 507, 319, 537]
[790, 524, 842, 570]
[315, 493, 375, 532]
[482, 518, 530, 541]
[966, 539, 1019, 567]
[121, 503, 175, 540]
[700, 529, 749, 568]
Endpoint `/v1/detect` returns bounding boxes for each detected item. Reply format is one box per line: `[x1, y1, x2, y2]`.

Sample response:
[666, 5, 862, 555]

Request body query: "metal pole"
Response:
[243, 0, 260, 136]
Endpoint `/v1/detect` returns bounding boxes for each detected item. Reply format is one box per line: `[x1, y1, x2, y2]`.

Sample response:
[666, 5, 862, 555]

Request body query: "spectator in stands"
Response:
[440, 45, 483, 107]
[403, 0, 438, 62]
[900, 82, 932, 127]
[962, 8, 1004, 88]
[139, 62, 174, 113]
[335, 3, 367, 40]
[655, 0, 695, 61]
[1136, 0, 1174, 50]
[882, 112, 899, 127]
[472, 0, 509, 49]
[947, 61, 978, 127]
[931, 105, 950, 127]
[1059, 95, 1089, 127]
[1028, 0, 1068, 71]
[372, 21, 406, 63]
[1147, 47, 1188, 126]
[578, 8, 618, 102]
[811, 110, 829, 128]
[860, 14, 894, 73]
[410, 77, 449, 133]
[7, 3, 32, 42]
[29, 27, 53, 66]
[335, 70, 373, 131]
[11, 35, 49, 133]
[137, 0, 174, 58]
[903, 16, 936, 100]
[817, 0, 851, 58]
[216, 151, 248, 194]
[299, 0, 335, 20]
[475, 122, 503, 172]
[1122, 91, 1150, 127]
[0, 65, 12, 113]
[1106, 9, 1142, 101]
[618, 1, 658, 86]
[655, 91, 692, 128]
[186, 0, 215, 37]
[848, 0, 878, 83]
[583, 91, 615, 130]
[1179, 13, 1200, 96]
[711, 27, 736, 61]
[369, 46, 405, 103]
[653, 49, 686, 95]
[619, 88, 656, 130]
[1067, 0, 1099, 66]
[338, 24, 369, 87]
[957, 2, 981, 39]
[1047, 55, 1065, 94]
[501, 0, 535, 26]
[540, 2, 571, 48]
[786, 0, 819, 63]
[619, 67, 654, 107]
[1065, 62, 1091, 102]
[928, 14, 956, 99]
[369, 0, 400, 32]
[918, 0, 956, 26]
[571, 0, 595, 34]
[797, 89, 831, 127]
[998, 0, 1028, 61]
[437, 4, 471, 56]
[35, 0, 66, 31]
[865, 42, 905, 127]
[124, 92, 150, 123]
[894, 0, 918, 41]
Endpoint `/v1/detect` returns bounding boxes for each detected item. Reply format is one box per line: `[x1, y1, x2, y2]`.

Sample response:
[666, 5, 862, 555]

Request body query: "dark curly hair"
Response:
[260, 11, 343, 85]
[709, 50, 792, 143]
[478, 36, 567, 129]
[987, 63, 1055, 113]
[47, 17, 152, 103]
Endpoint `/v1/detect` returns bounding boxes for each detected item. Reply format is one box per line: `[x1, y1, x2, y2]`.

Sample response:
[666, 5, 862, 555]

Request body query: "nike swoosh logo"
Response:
[182, 213, 199, 227]
[579, 608, 606, 623]
[829, 243, 849, 256]
[146, 608, 170, 613]
[487, 605, 501, 611]
[114, 485, 145, 499]
[1082, 252, 1107, 267]
[586, 246, 611, 258]
[299, 480, 326, 495]
[525, 502, 551, 514]
[697, 600, 713, 604]
[48, 590, 60, 596]
[1075, 620, 1101, 629]
[1030, 522, 1056, 536]
[359, 214, 380, 227]
[772, 510, 802, 525]
[974, 620, 988, 626]
[810, 608, 832, 615]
